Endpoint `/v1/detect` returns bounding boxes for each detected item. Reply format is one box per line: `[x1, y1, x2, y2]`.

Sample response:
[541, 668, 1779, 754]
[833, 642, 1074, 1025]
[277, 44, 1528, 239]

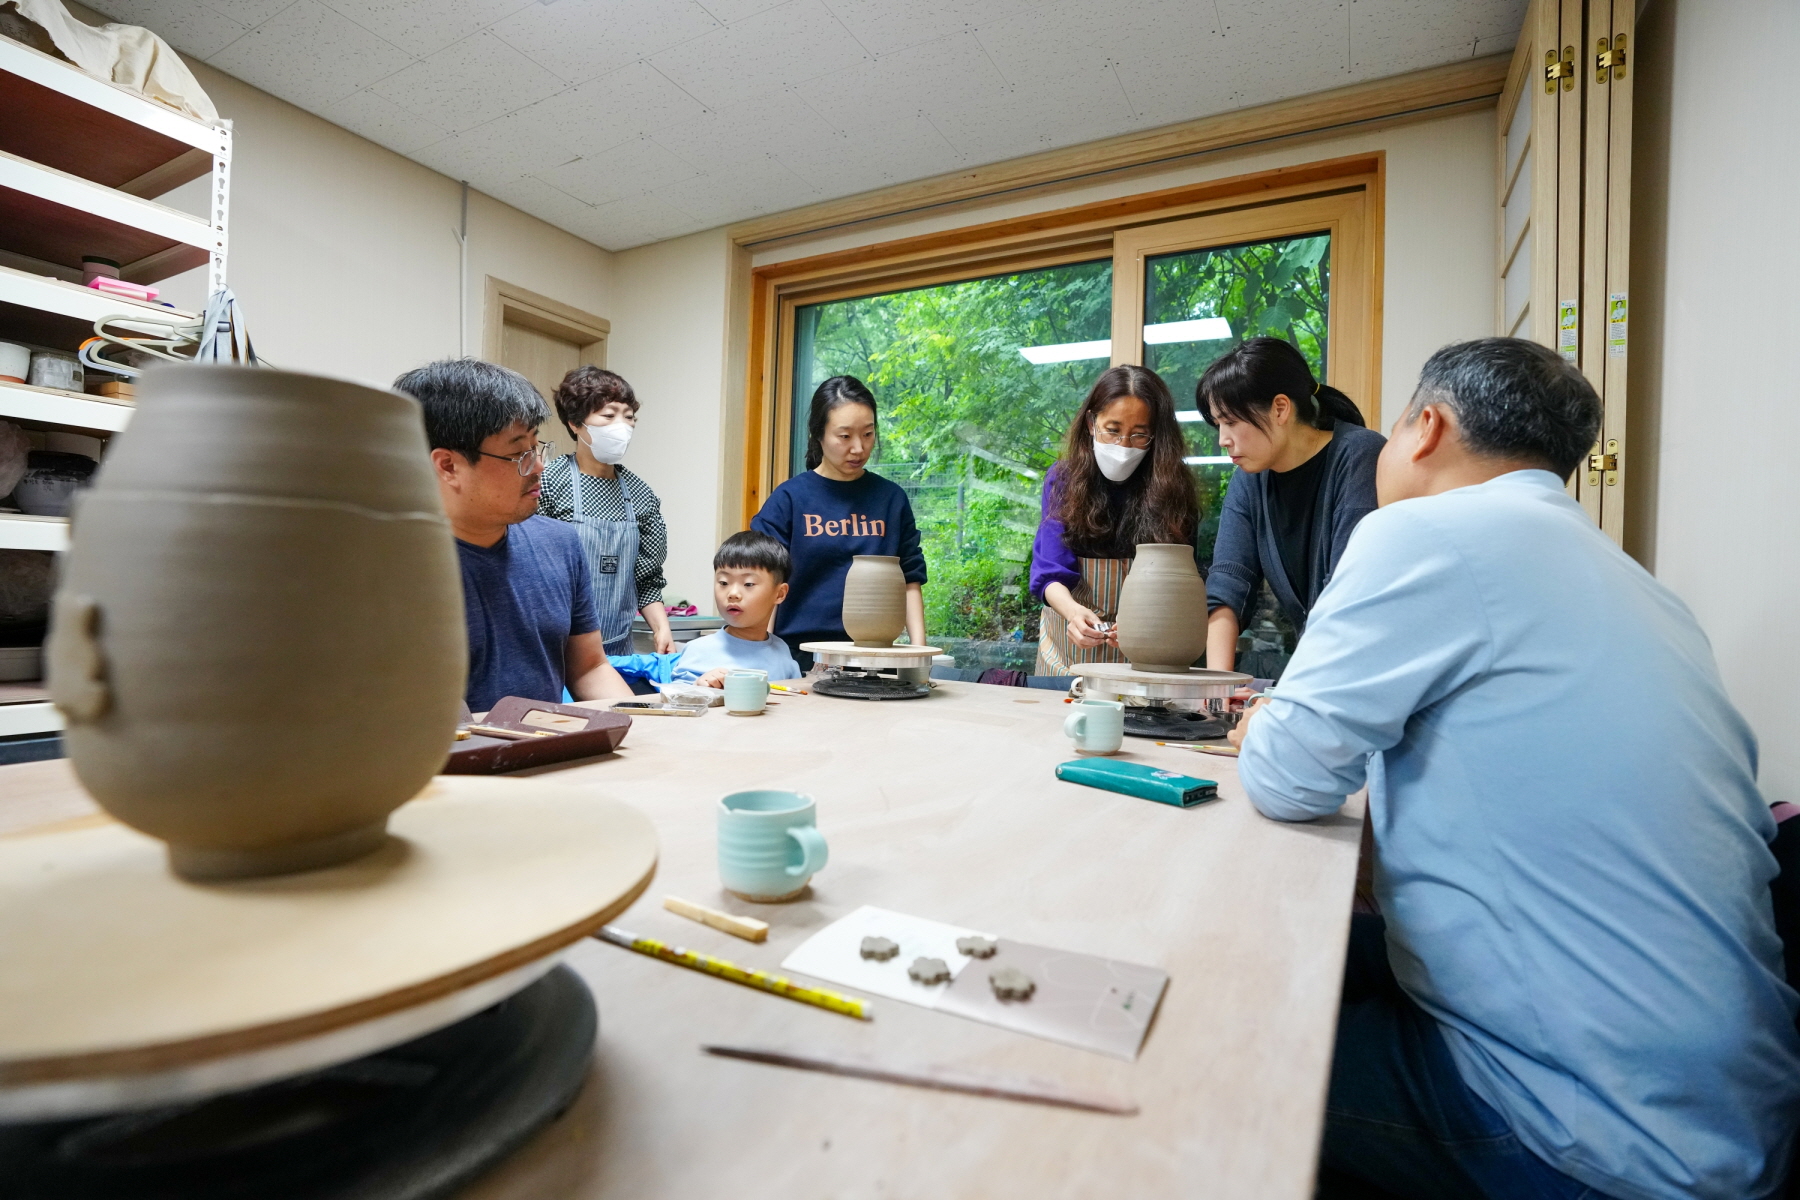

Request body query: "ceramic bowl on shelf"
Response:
[0, 341, 28, 385]
[14, 451, 96, 517]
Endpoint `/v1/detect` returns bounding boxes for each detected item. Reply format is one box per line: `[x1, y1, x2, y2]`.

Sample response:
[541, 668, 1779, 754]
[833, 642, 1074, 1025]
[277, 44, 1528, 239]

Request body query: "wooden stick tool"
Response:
[702, 1045, 1138, 1115]
[664, 895, 770, 942]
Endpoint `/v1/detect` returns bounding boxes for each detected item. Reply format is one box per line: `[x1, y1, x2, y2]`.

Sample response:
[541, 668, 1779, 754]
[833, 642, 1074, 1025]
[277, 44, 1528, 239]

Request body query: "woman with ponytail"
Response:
[1029, 364, 1199, 676]
[1199, 336, 1384, 674]
[751, 375, 926, 669]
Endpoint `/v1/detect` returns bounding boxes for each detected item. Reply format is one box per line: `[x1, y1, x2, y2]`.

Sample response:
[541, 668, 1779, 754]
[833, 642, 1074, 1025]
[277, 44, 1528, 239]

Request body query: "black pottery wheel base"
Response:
[1123, 706, 1231, 742]
[0, 964, 596, 1200]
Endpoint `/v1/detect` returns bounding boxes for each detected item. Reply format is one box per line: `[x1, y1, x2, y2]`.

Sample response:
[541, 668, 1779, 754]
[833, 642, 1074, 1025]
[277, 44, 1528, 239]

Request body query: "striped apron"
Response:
[1034, 556, 1131, 676]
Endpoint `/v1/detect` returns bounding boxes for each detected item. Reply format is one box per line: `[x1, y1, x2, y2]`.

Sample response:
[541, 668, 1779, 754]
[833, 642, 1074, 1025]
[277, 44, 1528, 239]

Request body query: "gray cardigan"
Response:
[1204, 423, 1385, 635]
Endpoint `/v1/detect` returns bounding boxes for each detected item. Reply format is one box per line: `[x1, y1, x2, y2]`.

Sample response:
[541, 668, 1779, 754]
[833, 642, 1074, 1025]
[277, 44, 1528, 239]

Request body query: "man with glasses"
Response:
[395, 359, 632, 712]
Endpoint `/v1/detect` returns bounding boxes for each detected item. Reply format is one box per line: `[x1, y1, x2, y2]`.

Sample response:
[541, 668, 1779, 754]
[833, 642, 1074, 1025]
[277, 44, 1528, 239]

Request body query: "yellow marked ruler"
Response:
[593, 925, 871, 1020]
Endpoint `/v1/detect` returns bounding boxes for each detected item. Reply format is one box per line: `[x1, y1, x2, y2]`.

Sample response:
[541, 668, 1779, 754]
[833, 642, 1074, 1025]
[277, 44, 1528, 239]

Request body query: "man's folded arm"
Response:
[1237, 507, 1488, 822]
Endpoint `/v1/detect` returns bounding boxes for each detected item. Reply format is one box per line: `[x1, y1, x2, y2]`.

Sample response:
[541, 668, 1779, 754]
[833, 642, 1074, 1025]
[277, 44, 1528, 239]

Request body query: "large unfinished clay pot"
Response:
[46, 366, 466, 880]
[841, 555, 906, 646]
[1113, 543, 1207, 673]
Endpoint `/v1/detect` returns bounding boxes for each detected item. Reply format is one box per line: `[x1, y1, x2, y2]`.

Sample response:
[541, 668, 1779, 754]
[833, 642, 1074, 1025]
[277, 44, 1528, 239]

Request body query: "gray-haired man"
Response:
[1232, 339, 1800, 1199]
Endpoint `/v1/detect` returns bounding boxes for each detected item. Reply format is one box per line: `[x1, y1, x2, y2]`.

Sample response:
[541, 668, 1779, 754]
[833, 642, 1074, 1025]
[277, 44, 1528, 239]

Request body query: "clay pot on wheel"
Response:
[47, 366, 467, 881]
[841, 554, 905, 647]
[1114, 543, 1207, 673]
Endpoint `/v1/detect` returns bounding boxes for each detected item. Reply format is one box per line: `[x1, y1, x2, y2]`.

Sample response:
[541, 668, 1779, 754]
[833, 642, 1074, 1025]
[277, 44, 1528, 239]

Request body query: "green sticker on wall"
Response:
[1558, 300, 1578, 362]
[1607, 293, 1628, 358]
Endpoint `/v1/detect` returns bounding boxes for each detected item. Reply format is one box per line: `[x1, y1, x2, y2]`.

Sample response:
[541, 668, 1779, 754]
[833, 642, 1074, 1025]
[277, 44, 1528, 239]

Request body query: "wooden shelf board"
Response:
[0, 37, 225, 159]
[0, 264, 195, 356]
[0, 702, 58, 738]
[0, 178, 209, 282]
[0, 67, 208, 194]
[0, 514, 70, 552]
[0, 379, 132, 434]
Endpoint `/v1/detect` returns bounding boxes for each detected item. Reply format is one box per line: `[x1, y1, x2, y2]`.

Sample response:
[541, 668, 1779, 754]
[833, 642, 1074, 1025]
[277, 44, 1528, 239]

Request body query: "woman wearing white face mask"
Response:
[538, 367, 675, 655]
[1028, 364, 1199, 676]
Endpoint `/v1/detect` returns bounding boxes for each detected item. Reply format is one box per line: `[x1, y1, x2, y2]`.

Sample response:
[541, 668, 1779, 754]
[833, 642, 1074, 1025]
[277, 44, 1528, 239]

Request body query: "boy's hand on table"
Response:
[695, 668, 728, 688]
[1228, 696, 1270, 751]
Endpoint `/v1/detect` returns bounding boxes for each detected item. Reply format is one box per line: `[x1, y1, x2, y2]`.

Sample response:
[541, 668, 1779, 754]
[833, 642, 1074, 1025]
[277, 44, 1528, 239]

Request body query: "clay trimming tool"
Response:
[703, 1044, 1137, 1115]
[663, 894, 770, 942]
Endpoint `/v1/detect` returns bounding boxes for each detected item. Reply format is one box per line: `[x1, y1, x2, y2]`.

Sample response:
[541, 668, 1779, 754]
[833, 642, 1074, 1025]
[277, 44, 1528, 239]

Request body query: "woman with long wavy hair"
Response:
[1028, 364, 1198, 675]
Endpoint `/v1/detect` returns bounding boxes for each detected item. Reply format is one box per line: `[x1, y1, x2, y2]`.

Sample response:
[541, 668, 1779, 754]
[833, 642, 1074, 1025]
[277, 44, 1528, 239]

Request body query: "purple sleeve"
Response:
[1028, 466, 1082, 601]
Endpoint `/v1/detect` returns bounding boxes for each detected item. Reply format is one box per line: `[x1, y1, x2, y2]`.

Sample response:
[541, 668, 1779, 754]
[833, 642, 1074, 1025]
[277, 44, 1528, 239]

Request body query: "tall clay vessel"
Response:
[47, 366, 467, 881]
[1113, 543, 1208, 673]
[841, 555, 906, 646]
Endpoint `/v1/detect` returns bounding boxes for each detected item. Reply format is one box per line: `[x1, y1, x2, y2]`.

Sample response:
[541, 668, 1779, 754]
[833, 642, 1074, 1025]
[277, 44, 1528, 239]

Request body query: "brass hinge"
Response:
[1596, 33, 1627, 83]
[1545, 46, 1576, 92]
[1586, 439, 1622, 487]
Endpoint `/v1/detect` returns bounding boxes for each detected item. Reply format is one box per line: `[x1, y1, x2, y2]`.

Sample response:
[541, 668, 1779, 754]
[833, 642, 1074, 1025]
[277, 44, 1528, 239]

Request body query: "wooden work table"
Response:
[0, 681, 1364, 1199]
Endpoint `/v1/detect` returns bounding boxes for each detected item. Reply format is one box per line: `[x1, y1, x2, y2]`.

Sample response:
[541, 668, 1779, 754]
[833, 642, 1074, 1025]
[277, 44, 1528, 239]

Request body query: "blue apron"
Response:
[558, 455, 640, 657]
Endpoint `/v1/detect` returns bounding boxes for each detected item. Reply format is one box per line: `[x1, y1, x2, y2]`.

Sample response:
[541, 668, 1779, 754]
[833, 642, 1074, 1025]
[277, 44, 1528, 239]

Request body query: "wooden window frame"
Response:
[742, 154, 1384, 525]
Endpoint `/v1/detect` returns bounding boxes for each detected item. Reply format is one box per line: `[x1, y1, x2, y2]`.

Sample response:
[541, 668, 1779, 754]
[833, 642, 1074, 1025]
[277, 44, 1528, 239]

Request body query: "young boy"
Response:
[673, 531, 803, 686]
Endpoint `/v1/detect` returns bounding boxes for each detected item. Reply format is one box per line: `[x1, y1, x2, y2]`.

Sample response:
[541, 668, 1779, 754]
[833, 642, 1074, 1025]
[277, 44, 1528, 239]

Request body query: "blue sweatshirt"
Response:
[750, 469, 926, 643]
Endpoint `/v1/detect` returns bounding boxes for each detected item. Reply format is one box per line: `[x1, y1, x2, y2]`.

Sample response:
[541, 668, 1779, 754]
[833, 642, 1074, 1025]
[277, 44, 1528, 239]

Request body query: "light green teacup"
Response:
[717, 789, 828, 902]
[1064, 697, 1125, 755]
[723, 669, 769, 715]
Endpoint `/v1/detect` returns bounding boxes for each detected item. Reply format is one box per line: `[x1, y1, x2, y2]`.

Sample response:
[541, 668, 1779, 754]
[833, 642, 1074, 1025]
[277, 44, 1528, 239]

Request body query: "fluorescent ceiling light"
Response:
[1143, 317, 1233, 345]
[1184, 455, 1234, 466]
[1175, 410, 1204, 423]
[1018, 339, 1110, 364]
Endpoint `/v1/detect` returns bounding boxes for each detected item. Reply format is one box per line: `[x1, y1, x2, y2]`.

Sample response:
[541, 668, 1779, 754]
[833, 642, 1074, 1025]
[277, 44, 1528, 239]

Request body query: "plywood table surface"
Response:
[0, 683, 1362, 1199]
[464, 681, 1365, 1200]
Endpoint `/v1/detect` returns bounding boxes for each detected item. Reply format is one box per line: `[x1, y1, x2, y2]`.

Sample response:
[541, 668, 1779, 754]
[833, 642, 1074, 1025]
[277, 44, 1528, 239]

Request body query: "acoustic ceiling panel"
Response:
[86, 0, 1526, 250]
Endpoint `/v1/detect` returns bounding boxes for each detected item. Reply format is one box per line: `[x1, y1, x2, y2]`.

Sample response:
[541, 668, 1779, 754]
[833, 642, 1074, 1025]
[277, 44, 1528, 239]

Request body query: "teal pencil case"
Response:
[1055, 759, 1219, 808]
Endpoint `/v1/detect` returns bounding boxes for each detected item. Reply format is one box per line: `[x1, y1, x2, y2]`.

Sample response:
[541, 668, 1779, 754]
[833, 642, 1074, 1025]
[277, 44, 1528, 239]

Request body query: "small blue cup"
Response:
[717, 789, 828, 902]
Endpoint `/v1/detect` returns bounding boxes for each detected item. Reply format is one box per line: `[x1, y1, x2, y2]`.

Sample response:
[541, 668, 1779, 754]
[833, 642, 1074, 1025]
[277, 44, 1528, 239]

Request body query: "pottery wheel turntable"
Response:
[801, 642, 943, 702]
[1070, 663, 1252, 742]
[0, 775, 659, 1197]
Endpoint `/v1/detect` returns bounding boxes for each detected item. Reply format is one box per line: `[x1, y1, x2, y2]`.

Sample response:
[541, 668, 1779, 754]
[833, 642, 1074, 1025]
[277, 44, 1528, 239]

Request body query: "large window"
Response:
[749, 160, 1380, 672]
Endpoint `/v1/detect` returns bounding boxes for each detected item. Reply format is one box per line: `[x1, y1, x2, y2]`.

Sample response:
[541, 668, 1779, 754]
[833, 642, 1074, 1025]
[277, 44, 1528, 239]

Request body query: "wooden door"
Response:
[1497, 0, 1632, 540]
[483, 278, 610, 460]
[500, 320, 582, 458]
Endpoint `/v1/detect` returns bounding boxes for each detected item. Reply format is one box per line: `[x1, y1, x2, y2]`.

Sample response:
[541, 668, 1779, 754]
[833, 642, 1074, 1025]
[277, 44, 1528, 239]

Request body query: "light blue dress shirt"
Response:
[671, 628, 802, 683]
[1239, 470, 1800, 1200]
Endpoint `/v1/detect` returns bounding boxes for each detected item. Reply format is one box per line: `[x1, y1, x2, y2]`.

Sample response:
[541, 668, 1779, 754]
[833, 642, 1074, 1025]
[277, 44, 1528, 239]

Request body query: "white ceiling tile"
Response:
[776, 113, 961, 194]
[369, 30, 566, 133]
[517, 61, 709, 156]
[651, 88, 839, 169]
[481, 174, 599, 228]
[1349, 0, 1526, 78]
[208, 0, 298, 25]
[976, 0, 1222, 88]
[83, 0, 252, 58]
[409, 110, 580, 183]
[320, 87, 450, 153]
[207, 0, 415, 109]
[572, 191, 705, 250]
[692, 0, 788, 24]
[488, 0, 721, 84]
[822, 0, 1045, 57]
[794, 31, 1008, 133]
[320, 0, 532, 58]
[647, 154, 818, 227]
[931, 71, 1134, 162]
[536, 138, 702, 207]
[649, 0, 868, 110]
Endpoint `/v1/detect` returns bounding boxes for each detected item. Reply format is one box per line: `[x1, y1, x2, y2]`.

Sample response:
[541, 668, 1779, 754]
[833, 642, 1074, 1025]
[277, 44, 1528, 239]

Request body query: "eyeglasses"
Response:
[1094, 428, 1153, 449]
[477, 442, 555, 475]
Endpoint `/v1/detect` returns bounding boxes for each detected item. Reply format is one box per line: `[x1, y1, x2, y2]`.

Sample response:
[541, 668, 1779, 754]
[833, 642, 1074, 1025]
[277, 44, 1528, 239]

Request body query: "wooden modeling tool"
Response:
[593, 927, 869, 1020]
[702, 1045, 1138, 1115]
[1156, 742, 1239, 757]
[663, 895, 770, 942]
[465, 724, 557, 741]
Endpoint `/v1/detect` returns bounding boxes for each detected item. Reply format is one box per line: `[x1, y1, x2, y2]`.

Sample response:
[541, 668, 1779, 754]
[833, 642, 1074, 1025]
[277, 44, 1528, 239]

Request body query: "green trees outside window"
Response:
[790, 234, 1329, 671]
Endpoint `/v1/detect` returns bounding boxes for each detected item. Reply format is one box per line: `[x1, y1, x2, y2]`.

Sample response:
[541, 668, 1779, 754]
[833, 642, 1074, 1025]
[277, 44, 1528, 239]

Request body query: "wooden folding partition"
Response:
[1497, 0, 1635, 541]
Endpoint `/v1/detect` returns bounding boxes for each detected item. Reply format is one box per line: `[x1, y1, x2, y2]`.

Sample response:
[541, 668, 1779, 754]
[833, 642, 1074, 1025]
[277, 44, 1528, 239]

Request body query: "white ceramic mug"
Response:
[1064, 698, 1125, 755]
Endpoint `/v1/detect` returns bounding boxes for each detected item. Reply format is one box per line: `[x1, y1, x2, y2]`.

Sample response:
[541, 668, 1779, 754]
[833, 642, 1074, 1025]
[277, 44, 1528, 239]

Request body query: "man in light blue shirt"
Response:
[1233, 339, 1800, 1200]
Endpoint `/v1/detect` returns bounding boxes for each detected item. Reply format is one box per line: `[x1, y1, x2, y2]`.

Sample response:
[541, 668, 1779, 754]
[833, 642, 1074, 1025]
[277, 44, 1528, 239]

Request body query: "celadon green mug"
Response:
[717, 789, 828, 902]
[723, 670, 769, 715]
[1064, 697, 1125, 755]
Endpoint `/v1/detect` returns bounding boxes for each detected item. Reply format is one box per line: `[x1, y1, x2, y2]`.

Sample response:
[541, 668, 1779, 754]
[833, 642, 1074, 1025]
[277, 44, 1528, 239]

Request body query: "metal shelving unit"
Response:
[0, 34, 232, 734]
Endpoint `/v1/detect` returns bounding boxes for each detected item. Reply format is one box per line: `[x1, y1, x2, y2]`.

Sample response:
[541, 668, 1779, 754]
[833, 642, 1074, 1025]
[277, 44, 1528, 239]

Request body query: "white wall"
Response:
[604, 228, 734, 606]
[1631, 0, 1800, 805]
[149, 60, 615, 392]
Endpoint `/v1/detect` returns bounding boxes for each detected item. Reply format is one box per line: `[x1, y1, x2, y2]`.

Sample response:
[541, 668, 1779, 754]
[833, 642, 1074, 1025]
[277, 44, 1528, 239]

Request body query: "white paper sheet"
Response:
[779, 905, 993, 1008]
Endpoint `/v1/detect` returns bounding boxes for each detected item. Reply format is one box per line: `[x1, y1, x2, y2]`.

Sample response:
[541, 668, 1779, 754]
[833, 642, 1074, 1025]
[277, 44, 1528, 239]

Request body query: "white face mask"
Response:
[1092, 439, 1147, 482]
[582, 421, 632, 464]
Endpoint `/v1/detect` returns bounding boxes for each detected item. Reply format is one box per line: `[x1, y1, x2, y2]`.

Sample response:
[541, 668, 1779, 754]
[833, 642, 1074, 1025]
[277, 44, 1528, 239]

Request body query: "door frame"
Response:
[482, 277, 610, 367]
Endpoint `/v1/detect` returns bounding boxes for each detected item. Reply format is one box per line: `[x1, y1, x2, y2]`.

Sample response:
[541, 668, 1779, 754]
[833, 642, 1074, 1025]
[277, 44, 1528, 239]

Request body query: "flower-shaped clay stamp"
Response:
[860, 936, 899, 961]
[989, 966, 1035, 1001]
[907, 956, 951, 985]
[955, 935, 997, 959]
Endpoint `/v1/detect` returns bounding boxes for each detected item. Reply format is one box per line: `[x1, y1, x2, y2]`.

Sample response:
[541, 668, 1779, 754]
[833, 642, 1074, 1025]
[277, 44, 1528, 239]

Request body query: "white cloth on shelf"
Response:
[7, 0, 217, 122]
